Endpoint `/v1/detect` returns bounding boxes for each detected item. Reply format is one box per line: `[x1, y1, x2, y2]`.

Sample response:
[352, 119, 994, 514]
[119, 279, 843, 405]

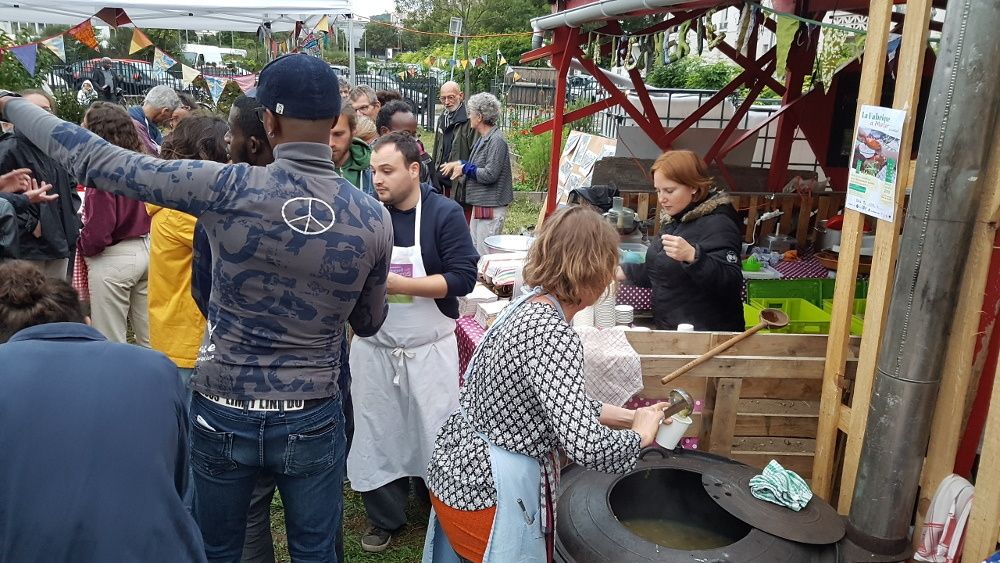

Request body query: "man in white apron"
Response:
[349, 131, 479, 552]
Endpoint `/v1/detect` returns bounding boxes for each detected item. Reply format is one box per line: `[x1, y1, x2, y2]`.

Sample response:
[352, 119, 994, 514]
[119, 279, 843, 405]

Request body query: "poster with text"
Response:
[846, 105, 906, 222]
[557, 130, 617, 204]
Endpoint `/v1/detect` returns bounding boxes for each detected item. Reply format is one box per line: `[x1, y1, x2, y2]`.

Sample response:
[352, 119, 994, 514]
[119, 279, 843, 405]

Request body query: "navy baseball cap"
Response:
[256, 54, 341, 120]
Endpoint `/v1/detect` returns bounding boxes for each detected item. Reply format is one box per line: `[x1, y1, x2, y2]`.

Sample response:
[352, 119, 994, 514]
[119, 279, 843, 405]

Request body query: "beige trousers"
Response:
[85, 236, 150, 346]
[470, 206, 508, 256]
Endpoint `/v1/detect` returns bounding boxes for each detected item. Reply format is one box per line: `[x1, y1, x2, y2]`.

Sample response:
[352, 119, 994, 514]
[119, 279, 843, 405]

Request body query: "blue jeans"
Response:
[189, 393, 346, 563]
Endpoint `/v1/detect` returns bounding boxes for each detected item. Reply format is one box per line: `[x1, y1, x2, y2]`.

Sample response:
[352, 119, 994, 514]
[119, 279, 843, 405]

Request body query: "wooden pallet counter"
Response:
[624, 329, 861, 479]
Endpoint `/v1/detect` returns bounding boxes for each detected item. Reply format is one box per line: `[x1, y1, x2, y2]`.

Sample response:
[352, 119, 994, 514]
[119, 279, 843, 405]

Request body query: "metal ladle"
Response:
[660, 308, 790, 386]
[662, 388, 693, 419]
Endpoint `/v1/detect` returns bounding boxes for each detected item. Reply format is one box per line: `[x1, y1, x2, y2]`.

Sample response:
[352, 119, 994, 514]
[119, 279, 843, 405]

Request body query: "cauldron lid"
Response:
[701, 464, 846, 545]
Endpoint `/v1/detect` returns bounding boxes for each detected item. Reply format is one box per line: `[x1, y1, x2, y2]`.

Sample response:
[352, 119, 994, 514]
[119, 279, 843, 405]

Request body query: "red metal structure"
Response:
[522, 0, 945, 217]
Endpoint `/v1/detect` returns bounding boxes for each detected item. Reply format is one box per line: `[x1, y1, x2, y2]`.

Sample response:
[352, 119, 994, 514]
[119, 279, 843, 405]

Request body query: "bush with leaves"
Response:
[0, 30, 54, 92]
[52, 90, 86, 125]
[646, 56, 741, 90]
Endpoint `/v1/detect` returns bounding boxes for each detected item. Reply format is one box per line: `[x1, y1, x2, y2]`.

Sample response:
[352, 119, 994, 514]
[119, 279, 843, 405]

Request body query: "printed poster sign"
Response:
[846, 105, 906, 222]
[557, 130, 617, 204]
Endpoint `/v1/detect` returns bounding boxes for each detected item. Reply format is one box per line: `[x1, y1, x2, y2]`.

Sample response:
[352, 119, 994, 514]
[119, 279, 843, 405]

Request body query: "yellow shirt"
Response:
[146, 204, 205, 368]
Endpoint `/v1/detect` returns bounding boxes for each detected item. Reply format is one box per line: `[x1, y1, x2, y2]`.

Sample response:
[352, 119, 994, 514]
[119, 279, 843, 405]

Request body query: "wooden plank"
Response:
[962, 339, 1000, 563]
[746, 195, 760, 242]
[735, 415, 818, 438]
[733, 436, 817, 453]
[637, 375, 708, 401]
[625, 330, 859, 358]
[796, 192, 814, 250]
[837, 404, 852, 434]
[838, 0, 936, 514]
[637, 193, 650, 221]
[811, 0, 895, 506]
[732, 452, 814, 477]
[741, 378, 822, 400]
[708, 378, 742, 456]
[779, 197, 795, 235]
[738, 399, 818, 417]
[640, 355, 856, 381]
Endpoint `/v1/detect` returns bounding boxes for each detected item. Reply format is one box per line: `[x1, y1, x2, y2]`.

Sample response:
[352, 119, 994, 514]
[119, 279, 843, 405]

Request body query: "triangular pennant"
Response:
[95, 7, 131, 27]
[129, 28, 153, 54]
[480, 54, 489, 65]
[775, 15, 799, 79]
[180, 64, 201, 87]
[505, 65, 514, 75]
[152, 48, 177, 73]
[41, 35, 66, 62]
[68, 20, 99, 50]
[512, 71, 522, 82]
[11, 44, 38, 76]
[424, 56, 434, 67]
[232, 73, 257, 93]
[449, 58, 457, 68]
[301, 33, 321, 57]
[497, 49, 507, 66]
[314, 15, 330, 33]
[398, 71, 406, 80]
[204, 75, 227, 104]
[460, 59, 469, 70]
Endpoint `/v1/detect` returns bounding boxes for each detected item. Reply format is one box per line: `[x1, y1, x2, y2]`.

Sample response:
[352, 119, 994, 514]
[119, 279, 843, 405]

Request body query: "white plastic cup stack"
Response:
[614, 304, 634, 326]
[594, 290, 617, 329]
[655, 414, 693, 449]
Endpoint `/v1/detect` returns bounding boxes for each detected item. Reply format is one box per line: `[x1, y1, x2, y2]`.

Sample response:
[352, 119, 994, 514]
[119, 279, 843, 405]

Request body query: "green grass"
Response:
[503, 198, 543, 235]
[268, 485, 427, 563]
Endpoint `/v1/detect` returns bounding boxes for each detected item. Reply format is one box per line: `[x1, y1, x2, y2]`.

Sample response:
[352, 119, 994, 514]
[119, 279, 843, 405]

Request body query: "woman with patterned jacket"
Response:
[423, 206, 670, 562]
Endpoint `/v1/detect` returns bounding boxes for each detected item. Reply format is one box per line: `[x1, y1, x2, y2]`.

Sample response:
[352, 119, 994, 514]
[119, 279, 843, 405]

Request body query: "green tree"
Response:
[363, 21, 400, 57]
[0, 30, 55, 91]
[395, 0, 548, 51]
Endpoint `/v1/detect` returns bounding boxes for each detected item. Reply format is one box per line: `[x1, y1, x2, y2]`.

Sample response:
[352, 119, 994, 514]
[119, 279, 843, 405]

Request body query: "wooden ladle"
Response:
[660, 308, 790, 385]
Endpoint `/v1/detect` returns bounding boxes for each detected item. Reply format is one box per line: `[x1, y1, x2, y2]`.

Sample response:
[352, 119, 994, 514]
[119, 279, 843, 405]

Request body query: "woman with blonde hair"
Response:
[619, 149, 744, 331]
[424, 206, 670, 562]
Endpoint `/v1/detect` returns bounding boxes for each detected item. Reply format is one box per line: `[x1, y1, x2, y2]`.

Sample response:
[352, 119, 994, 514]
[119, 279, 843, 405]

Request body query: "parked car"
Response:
[567, 74, 600, 104]
[55, 58, 192, 99]
[329, 64, 350, 79]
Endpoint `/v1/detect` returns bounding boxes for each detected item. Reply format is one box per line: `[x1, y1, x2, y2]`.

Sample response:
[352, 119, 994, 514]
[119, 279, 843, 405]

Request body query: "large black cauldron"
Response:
[555, 448, 882, 563]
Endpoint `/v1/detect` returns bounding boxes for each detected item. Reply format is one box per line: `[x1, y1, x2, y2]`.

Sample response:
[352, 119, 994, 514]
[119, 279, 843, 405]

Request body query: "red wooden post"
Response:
[543, 27, 577, 218]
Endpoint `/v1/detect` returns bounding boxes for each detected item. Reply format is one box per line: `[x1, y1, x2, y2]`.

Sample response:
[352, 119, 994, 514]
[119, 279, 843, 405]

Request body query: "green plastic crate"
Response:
[744, 303, 763, 329]
[746, 279, 824, 307]
[820, 278, 868, 300]
[749, 297, 832, 334]
[821, 299, 866, 336]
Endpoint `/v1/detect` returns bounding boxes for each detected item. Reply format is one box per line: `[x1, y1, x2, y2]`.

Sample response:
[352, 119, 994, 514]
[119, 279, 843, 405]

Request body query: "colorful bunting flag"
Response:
[41, 36, 66, 62]
[314, 15, 330, 33]
[68, 20, 99, 50]
[204, 75, 227, 104]
[180, 64, 201, 87]
[95, 7, 131, 27]
[301, 33, 322, 57]
[153, 48, 177, 73]
[449, 59, 457, 68]
[774, 15, 799, 79]
[512, 71, 522, 82]
[231, 74, 257, 93]
[398, 71, 406, 80]
[505, 65, 514, 75]
[497, 49, 507, 66]
[129, 28, 153, 54]
[460, 59, 469, 70]
[424, 56, 436, 67]
[10, 44, 38, 76]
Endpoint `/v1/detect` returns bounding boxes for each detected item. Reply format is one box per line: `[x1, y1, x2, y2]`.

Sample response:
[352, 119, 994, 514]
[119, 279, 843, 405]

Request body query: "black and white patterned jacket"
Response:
[426, 301, 641, 511]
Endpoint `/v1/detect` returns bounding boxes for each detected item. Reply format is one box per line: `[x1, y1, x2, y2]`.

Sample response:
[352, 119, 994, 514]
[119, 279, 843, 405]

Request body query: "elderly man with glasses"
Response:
[431, 81, 477, 214]
[349, 84, 381, 123]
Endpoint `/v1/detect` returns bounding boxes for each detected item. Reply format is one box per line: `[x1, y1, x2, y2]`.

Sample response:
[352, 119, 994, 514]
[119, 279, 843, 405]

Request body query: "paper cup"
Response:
[655, 414, 693, 449]
[677, 323, 695, 332]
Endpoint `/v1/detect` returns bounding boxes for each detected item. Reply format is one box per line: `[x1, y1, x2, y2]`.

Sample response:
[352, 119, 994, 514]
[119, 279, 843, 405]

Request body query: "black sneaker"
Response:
[361, 527, 392, 553]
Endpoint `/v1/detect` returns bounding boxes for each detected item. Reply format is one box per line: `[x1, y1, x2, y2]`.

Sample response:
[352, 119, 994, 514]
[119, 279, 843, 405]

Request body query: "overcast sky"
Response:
[355, 0, 395, 18]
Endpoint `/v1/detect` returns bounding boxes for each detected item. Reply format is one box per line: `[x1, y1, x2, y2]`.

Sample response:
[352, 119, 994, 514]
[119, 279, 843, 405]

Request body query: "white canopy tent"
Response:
[0, 1, 352, 32]
[0, 1, 359, 79]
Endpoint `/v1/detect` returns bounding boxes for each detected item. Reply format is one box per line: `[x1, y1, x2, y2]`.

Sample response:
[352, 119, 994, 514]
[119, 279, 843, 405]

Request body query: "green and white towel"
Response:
[748, 459, 813, 511]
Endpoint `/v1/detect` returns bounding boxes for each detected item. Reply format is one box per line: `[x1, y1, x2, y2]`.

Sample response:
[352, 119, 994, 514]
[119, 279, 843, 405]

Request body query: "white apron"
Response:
[348, 196, 460, 492]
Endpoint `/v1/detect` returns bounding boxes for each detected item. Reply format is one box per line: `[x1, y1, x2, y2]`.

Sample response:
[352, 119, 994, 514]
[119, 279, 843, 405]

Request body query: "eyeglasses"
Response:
[438, 95, 458, 102]
[352, 104, 371, 113]
[254, 106, 267, 123]
[179, 105, 192, 112]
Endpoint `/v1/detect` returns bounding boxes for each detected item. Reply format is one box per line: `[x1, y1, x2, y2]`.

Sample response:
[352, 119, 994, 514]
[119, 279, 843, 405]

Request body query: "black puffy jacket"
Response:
[0, 131, 81, 260]
[624, 191, 744, 331]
